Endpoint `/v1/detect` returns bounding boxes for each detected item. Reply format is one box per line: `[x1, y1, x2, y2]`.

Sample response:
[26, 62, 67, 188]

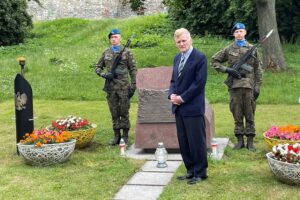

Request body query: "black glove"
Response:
[128, 88, 135, 99]
[254, 91, 259, 100]
[95, 68, 101, 76]
[225, 68, 242, 79]
[254, 87, 260, 100]
[100, 72, 113, 80]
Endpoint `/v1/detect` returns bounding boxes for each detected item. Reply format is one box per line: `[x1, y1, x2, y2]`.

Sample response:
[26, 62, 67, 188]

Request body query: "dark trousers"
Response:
[229, 88, 256, 136]
[106, 90, 130, 130]
[175, 113, 208, 177]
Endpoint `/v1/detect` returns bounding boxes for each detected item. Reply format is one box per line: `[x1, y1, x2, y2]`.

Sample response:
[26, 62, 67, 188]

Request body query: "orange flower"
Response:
[279, 125, 300, 133]
[35, 142, 42, 148]
[31, 135, 37, 141]
[21, 129, 72, 147]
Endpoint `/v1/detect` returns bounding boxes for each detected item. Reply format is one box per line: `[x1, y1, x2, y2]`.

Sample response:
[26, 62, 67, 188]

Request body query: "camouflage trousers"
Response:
[229, 88, 256, 137]
[106, 90, 131, 130]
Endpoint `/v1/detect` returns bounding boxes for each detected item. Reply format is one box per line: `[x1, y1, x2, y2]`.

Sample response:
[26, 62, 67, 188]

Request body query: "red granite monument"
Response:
[135, 67, 215, 149]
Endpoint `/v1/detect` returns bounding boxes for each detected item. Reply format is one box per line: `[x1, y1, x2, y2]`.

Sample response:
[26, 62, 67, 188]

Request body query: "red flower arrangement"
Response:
[50, 115, 93, 131]
[272, 143, 300, 164]
[265, 125, 300, 141]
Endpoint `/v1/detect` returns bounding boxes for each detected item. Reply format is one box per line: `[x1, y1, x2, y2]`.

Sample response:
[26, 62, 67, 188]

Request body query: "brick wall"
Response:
[27, 0, 167, 21]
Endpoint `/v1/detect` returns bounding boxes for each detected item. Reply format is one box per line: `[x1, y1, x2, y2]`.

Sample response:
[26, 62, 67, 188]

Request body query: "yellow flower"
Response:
[17, 56, 26, 62]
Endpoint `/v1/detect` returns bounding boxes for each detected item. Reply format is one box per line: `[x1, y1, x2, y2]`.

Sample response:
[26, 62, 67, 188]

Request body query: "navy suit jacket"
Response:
[168, 48, 207, 116]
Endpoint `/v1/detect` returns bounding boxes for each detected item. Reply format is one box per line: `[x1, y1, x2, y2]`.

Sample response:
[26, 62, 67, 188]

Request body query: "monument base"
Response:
[135, 114, 213, 150]
[135, 123, 178, 149]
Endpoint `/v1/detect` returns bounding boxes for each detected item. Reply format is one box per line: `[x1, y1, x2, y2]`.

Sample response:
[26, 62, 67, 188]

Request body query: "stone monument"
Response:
[135, 67, 215, 150]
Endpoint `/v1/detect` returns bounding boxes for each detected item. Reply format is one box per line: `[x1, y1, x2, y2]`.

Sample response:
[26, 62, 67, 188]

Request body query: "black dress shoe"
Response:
[176, 173, 193, 180]
[187, 176, 207, 185]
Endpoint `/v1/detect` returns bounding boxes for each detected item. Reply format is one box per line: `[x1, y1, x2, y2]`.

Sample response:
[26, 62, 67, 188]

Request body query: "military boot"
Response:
[110, 129, 121, 146]
[122, 129, 129, 144]
[246, 135, 256, 151]
[233, 135, 245, 150]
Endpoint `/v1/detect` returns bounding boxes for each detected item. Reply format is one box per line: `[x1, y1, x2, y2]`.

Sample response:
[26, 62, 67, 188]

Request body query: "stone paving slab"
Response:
[113, 160, 182, 200]
[211, 137, 229, 160]
[114, 138, 229, 200]
[127, 172, 174, 186]
[142, 161, 182, 172]
[114, 185, 163, 200]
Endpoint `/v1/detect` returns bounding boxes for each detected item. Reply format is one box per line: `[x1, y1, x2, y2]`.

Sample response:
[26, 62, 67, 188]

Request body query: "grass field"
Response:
[0, 15, 299, 104]
[1, 15, 300, 199]
[1, 100, 300, 199]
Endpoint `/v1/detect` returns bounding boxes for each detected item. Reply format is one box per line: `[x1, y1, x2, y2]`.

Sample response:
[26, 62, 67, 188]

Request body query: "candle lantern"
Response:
[119, 138, 126, 156]
[211, 138, 218, 159]
[155, 142, 168, 168]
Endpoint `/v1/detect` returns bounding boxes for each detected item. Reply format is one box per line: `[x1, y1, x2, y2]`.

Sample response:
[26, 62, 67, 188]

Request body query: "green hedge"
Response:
[165, 0, 300, 43]
[0, 0, 32, 46]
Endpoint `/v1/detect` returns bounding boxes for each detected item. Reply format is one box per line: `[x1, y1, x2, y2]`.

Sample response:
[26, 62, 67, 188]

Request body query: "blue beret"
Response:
[108, 29, 121, 39]
[231, 23, 246, 34]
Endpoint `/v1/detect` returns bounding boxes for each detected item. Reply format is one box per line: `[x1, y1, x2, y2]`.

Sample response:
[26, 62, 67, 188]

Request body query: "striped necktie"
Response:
[178, 55, 185, 77]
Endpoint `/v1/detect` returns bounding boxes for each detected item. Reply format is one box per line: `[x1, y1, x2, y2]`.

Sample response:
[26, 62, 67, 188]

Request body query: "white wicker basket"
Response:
[17, 139, 76, 166]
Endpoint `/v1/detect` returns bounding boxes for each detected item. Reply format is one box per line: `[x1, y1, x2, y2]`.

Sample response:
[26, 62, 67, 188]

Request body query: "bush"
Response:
[0, 0, 32, 46]
[165, 0, 241, 37]
[224, 0, 258, 39]
[132, 34, 163, 48]
[119, 14, 172, 38]
[128, 0, 145, 15]
[165, 0, 300, 43]
[276, 0, 300, 43]
[165, 0, 227, 35]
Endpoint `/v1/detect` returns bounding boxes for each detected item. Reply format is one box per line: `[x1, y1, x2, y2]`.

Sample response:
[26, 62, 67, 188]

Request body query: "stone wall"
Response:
[27, 0, 167, 21]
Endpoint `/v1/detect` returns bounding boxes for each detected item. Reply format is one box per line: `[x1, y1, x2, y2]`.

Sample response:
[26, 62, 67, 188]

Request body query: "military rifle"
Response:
[224, 29, 273, 88]
[100, 34, 135, 91]
[111, 34, 135, 77]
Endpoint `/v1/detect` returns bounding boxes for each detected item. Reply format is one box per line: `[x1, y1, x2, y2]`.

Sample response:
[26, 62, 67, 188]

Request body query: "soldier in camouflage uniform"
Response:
[211, 23, 263, 151]
[95, 29, 137, 145]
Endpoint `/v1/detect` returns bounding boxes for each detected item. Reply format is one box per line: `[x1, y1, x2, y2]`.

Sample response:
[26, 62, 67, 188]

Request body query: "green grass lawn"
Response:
[0, 15, 299, 104]
[0, 100, 143, 200]
[1, 100, 300, 199]
[161, 103, 300, 200]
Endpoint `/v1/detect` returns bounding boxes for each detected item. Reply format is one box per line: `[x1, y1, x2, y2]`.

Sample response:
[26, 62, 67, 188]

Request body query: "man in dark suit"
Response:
[168, 28, 208, 185]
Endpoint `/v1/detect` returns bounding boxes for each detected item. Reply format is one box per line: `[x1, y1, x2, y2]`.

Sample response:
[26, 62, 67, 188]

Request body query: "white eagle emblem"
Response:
[15, 92, 27, 111]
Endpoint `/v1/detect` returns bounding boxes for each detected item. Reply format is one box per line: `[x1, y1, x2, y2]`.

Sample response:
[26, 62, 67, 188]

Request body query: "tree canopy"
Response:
[165, 0, 300, 43]
[0, 0, 32, 46]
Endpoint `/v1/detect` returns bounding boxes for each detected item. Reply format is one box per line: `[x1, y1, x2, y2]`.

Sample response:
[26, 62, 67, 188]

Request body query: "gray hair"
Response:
[174, 28, 191, 39]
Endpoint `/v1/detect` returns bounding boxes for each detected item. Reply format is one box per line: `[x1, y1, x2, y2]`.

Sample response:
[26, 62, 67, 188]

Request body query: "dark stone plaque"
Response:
[138, 89, 174, 123]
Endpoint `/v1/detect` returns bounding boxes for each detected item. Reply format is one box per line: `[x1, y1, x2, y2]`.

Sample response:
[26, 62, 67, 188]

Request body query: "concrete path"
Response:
[114, 160, 182, 200]
[113, 137, 228, 200]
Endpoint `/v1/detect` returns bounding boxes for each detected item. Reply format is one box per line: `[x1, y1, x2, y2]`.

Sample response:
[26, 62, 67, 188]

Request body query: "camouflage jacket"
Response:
[211, 42, 263, 90]
[96, 47, 137, 92]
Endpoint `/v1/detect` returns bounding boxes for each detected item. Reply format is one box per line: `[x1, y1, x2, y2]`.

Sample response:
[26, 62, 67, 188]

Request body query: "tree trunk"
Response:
[255, 0, 287, 70]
